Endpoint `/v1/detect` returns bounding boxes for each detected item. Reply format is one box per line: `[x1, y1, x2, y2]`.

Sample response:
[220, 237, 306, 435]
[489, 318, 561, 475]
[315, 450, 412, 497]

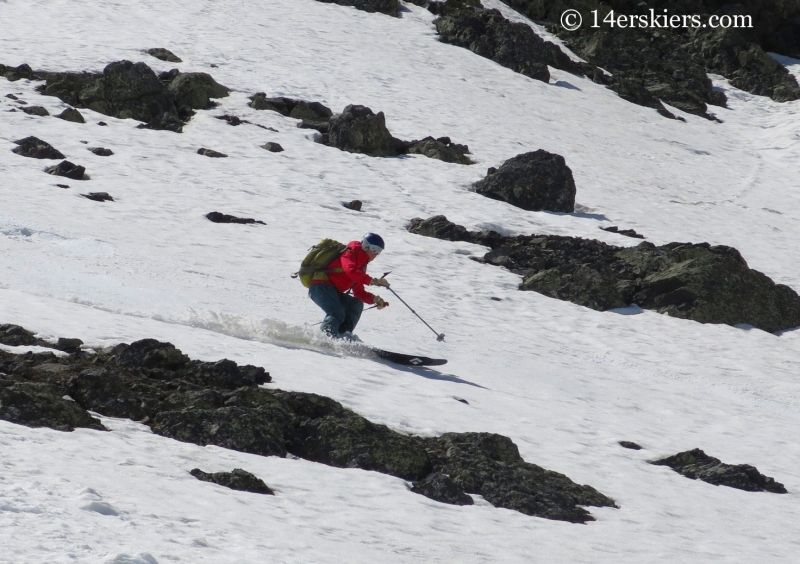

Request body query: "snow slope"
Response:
[2, 0, 800, 562]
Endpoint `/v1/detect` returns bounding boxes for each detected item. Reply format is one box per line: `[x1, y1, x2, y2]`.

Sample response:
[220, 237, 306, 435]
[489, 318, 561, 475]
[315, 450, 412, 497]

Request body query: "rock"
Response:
[602, 226, 644, 239]
[98, 121, 107, 126]
[12, 136, 65, 159]
[343, 199, 363, 211]
[147, 48, 182, 63]
[5, 93, 18, 100]
[190, 468, 275, 495]
[619, 441, 643, 450]
[0, 376, 105, 432]
[260, 142, 284, 153]
[314, 0, 399, 16]
[158, 68, 181, 82]
[249, 94, 299, 114]
[0, 324, 38, 346]
[81, 192, 113, 202]
[651, 448, 787, 493]
[38, 60, 183, 132]
[411, 473, 474, 505]
[89, 147, 114, 156]
[216, 114, 247, 126]
[197, 148, 228, 158]
[1, 326, 612, 523]
[21, 105, 49, 116]
[409, 216, 800, 332]
[53, 338, 84, 354]
[289, 101, 333, 122]
[168, 72, 229, 110]
[474, 150, 576, 213]
[327, 105, 396, 157]
[56, 184, 69, 189]
[206, 211, 265, 225]
[45, 160, 88, 180]
[434, 5, 585, 83]
[56, 107, 85, 123]
[2, 63, 35, 81]
[405, 136, 472, 165]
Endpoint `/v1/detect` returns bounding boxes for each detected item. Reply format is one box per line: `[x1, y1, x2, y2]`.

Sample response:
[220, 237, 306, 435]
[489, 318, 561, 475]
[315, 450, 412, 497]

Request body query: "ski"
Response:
[369, 347, 447, 367]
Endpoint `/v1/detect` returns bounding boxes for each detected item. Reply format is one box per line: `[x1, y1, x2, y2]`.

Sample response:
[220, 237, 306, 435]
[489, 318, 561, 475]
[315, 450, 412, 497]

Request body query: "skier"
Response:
[308, 233, 391, 339]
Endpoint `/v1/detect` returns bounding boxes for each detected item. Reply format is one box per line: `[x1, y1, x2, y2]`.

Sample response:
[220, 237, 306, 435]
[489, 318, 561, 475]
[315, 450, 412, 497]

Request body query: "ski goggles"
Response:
[362, 241, 383, 255]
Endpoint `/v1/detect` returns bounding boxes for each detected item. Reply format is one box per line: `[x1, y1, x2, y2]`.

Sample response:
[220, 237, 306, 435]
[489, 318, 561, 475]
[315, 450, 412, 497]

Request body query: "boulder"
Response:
[168, 72, 229, 110]
[12, 136, 65, 159]
[45, 160, 87, 180]
[260, 142, 284, 153]
[409, 216, 800, 332]
[619, 441, 643, 450]
[81, 192, 113, 202]
[0, 324, 38, 346]
[190, 468, 274, 495]
[405, 136, 472, 165]
[1, 63, 35, 81]
[314, 0, 399, 16]
[197, 148, 228, 158]
[651, 448, 787, 493]
[89, 147, 114, 156]
[206, 211, 265, 225]
[327, 105, 396, 157]
[343, 199, 363, 211]
[147, 48, 182, 63]
[56, 107, 85, 123]
[474, 150, 576, 213]
[21, 105, 49, 116]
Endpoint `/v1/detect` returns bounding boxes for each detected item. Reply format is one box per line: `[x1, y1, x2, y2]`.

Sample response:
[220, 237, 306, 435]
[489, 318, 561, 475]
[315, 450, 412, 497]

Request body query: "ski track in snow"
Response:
[2, 0, 800, 562]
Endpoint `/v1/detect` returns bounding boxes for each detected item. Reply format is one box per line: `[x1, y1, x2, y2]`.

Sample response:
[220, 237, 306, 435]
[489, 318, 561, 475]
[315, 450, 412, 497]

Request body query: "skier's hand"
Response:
[371, 277, 391, 288]
[374, 296, 389, 310]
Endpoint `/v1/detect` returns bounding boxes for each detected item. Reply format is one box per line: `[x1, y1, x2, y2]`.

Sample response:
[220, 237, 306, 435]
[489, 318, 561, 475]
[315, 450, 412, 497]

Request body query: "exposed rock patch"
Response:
[45, 160, 88, 180]
[602, 226, 644, 239]
[343, 199, 363, 211]
[197, 148, 228, 158]
[56, 107, 85, 123]
[0, 324, 83, 353]
[474, 150, 576, 212]
[168, 72, 229, 110]
[21, 105, 50, 117]
[619, 441, 643, 450]
[12, 136, 65, 159]
[408, 215, 800, 332]
[434, 3, 587, 84]
[314, 0, 399, 16]
[206, 212, 265, 225]
[89, 147, 113, 156]
[82, 192, 114, 202]
[147, 48, 182, 63]
[261, 142, 284, 153]
[0, 330, 615, 523]
[411, 472, 474, 505]
[190, 468, 274, 495]
[651, 448, 787, 493]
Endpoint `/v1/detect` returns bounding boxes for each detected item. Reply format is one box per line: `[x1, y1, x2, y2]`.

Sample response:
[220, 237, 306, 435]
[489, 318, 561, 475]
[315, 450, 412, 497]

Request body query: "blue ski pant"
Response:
[308, 282, 364, 336]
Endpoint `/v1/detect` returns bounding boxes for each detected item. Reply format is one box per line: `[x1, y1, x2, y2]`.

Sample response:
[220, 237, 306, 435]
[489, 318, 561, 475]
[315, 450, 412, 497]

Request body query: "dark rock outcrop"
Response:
[434, 4, 586, 83]
[81, 192, 114, 202]
[408, 215, 800, 332]
[56, 107, 85, 123]
[401, 136, 473, 165]
[474, 150, 576, 212]
[602, 226, 644, 239]
[45, 160, 87, 180]
[190, 468, 275, 495]
[315, 0, 399, 16]
[328, 104, 396, 156]
[21, 105, 50, 116]
[168, 72, 229, 110]
[343, 199, 363, 211]
[12, 136, 65, 159]
[0, 374, 104, 432]
[651, 448, 787, 493]
[206, 212, 265, 225]
[89, 147, 114, 156]
[0, 63, 35, 81]
[0, 329, 615, 523]
[197, 148, 228, 158]
[619, 441, 643, 450]
[147, 48, 182, 63]
[261, 142, 284, 153]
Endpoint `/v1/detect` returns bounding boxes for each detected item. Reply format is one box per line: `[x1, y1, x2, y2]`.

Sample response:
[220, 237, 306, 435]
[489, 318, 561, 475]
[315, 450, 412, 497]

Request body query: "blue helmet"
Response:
[361, 233, 385, 252]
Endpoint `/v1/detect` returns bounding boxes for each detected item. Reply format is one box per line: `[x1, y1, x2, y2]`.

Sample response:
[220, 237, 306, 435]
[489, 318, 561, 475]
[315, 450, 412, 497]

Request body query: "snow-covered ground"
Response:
[2, 0, 800, 562]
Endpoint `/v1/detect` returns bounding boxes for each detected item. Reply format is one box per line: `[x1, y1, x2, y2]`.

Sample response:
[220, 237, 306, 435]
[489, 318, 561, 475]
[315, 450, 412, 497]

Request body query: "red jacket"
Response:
[312, 240, 376, 304]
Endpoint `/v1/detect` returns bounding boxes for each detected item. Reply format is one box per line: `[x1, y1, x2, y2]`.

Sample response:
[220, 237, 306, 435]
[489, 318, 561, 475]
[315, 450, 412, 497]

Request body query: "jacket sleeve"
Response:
[341, 248, 376, 304]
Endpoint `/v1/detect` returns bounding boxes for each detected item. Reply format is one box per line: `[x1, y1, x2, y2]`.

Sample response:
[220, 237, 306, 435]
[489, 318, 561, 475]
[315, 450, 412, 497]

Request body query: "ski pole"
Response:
[386, 287, 445, 342]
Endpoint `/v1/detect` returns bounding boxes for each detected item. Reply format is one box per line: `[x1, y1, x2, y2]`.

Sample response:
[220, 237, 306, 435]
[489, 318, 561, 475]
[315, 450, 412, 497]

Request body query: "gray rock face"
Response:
[651, 449, 787, 493]
[474, 150, 576, 213]
[168, 72, 229, 110]
[434, 4, 586, 84]
[147, 48, 182, 63]
[56, 107, 85, 123]
[327, 105, 396, 156]
[45, 160, 87, 180]
[408, 215, 800, 332]
[0, 330, 615, 523]
[0, 375, 105, 432]
[190, 468, 275, 494]
[315, 0, 399, 16]
[12, 136, 65, 159]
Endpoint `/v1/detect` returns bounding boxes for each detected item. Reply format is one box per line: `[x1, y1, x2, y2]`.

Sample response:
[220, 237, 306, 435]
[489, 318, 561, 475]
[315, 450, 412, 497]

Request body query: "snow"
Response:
[1, 0, 800, 562]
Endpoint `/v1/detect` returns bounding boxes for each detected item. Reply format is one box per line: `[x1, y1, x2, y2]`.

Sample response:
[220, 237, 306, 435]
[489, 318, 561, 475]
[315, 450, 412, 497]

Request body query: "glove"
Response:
[374, 296, 389, 310]
[371, 277, 391, 288]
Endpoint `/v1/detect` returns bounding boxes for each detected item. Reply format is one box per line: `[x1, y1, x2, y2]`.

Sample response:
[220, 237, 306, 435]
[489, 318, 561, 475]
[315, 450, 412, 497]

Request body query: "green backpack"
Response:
[293, 239, 348, 288]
